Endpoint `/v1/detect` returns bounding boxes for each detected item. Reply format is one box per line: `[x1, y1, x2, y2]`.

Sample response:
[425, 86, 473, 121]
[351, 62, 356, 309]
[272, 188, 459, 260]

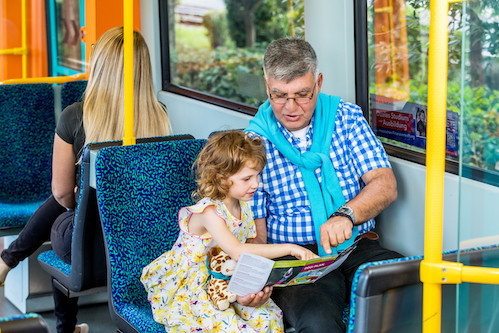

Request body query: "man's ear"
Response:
[317, 73, 323, 93]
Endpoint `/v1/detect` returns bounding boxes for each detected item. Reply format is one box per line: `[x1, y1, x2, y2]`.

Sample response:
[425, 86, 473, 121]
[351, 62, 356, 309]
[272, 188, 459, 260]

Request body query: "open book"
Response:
[227, 231, 378, 296]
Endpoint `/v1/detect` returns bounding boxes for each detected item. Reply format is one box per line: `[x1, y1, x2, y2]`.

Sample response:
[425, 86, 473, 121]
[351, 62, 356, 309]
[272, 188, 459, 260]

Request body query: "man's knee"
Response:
[289, 306, 346, 333]
[282, 290, 347, 333]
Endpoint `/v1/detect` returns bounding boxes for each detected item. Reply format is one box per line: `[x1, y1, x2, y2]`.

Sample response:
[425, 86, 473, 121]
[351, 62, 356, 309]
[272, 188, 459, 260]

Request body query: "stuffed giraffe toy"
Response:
[206, 246, 237, 311]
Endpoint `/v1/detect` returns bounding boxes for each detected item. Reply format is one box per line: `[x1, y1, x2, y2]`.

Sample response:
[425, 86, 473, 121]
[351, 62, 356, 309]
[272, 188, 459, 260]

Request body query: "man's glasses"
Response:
[267, 81, 317, 105]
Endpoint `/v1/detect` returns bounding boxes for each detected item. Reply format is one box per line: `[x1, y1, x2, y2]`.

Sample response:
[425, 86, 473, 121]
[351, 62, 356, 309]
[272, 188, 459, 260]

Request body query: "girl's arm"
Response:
[246, 217, 267, 244]
[192, 206, 317, 262]
[52, 134, 77, 209]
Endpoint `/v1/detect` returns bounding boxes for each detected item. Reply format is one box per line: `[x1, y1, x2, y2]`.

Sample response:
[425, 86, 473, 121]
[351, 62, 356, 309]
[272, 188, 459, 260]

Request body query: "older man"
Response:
[242, 37, 402, 332]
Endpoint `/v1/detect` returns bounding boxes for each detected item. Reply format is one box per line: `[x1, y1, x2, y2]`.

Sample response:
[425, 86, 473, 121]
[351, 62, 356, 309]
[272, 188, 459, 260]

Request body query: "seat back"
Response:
[348, 245, 499, 332]
[0, 84, 55, 233]
[60, 80, 87, 110]
[0, 83, 54, 204]
[38, 135, 194, 294]
[95, 139, 205, 332]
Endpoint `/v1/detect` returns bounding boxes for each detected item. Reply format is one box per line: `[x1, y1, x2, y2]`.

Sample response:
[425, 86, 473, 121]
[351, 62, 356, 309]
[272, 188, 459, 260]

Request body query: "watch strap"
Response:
[331, 211, 355, 226]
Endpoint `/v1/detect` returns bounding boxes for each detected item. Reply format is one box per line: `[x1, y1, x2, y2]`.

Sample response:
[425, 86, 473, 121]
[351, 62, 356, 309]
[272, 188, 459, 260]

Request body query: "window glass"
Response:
[367, 0, 498, 186]
[48, 0, 84, 75]
[164, 0, 304, 110]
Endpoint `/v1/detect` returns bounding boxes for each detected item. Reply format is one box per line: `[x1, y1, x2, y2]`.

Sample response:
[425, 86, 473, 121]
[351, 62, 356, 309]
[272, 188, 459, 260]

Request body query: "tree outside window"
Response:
[166, 0, 304, 109]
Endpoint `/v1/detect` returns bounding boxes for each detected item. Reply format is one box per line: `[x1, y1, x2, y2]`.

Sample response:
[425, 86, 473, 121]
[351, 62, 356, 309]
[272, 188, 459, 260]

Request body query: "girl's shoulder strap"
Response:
[188, 197, 217, 213]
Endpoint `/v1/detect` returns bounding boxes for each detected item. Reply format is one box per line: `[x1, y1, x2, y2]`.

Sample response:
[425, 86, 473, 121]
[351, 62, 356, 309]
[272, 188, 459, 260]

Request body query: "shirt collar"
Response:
[276, 116, 314, 150]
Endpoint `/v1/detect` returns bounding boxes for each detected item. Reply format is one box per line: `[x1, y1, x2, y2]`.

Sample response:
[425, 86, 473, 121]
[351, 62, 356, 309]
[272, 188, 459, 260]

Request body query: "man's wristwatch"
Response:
[331, 205, 355, 226]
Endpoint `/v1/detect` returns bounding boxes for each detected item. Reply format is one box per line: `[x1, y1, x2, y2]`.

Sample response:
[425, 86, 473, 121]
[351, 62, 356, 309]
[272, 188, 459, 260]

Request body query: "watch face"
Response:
[338, 206, 353, 215]
[337, 206, 355, 223]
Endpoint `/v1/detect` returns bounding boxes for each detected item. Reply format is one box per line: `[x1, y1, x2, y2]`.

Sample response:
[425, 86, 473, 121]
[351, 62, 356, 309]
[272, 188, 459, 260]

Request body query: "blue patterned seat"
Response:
[37, 143, 107, 294]
[0, 84, 55, 235]
[0, 313, 50, 332]
[38, 135, 194, 297]
[60, 80, 87, 110]
[95, 139, 205, 333]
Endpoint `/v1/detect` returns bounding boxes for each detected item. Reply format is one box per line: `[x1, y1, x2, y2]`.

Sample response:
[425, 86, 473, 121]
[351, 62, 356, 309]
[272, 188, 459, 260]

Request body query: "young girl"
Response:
[141, 130, 317, 332]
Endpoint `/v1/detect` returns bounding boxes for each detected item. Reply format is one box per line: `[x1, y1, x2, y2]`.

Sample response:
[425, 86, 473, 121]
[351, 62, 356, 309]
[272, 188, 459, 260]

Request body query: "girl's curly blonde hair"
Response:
[193, 130, 266, 201]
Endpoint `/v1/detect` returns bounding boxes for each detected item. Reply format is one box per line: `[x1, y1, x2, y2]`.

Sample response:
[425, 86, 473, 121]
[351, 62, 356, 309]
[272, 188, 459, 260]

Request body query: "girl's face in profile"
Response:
[226, 162, 261, 202]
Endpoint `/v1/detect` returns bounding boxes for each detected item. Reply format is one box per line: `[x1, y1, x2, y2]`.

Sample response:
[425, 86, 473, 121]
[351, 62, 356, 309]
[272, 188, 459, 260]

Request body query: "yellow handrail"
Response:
[0, 47, 26, 55]
[0, 0, 28, 78]
[420, 1, 499, 332]
[21, 0, 27, 78]
[122, 0, 135, 146]
[0, 72, 87, 85]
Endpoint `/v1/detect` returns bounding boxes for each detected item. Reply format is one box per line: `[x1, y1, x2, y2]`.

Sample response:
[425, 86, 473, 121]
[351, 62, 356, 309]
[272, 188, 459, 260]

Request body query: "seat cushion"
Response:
[38, 250, 71, 276]
[0, 200, 46, 228]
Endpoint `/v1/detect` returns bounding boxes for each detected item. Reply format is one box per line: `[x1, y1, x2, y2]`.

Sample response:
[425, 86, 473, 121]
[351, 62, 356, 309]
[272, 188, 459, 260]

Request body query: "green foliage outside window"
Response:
[169, 0, 304, 108]
[368, 0, 499, 177]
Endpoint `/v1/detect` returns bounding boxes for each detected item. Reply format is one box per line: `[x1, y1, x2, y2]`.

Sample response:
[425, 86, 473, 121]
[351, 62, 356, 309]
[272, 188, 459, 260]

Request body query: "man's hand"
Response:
[236, 286, 272, 308]
[319, 216, 354, 255]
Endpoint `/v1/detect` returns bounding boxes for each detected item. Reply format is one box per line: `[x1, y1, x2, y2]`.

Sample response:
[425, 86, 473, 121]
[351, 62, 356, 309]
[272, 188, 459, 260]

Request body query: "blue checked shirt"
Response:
[249, 100, 391, 245]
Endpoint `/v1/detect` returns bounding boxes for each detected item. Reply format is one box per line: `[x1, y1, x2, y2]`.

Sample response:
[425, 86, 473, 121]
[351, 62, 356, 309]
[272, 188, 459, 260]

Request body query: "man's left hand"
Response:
[320, 216, 354, 254]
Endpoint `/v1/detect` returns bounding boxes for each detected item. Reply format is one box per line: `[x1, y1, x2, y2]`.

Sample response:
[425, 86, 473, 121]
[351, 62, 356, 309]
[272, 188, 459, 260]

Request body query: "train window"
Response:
[360, 0, 498, 186]
[47, 0, 85, 75]
[159, 0, 304, 115]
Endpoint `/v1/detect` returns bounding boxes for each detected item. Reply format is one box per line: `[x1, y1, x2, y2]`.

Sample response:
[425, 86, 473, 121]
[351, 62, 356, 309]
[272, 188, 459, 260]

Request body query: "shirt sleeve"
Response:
[56, 103, 80, 144]
[250, 181, 268, 220]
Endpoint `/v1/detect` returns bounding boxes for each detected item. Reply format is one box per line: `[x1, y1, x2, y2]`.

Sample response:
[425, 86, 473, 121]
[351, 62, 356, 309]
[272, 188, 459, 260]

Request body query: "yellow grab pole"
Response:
[420, 0, 499, 330]
[21, 0, 27, 78]
[122, 0, 136, 145]
[421, 0, 449, 332]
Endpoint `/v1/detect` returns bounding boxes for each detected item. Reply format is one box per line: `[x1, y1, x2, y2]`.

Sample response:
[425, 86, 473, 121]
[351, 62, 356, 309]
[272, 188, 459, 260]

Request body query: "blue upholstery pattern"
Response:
[38, 250, 71, 276]
[0, 313, 50, 332]
[37, 143, 106, 292]
[0, 83, 55, 229]
[37, 135, 195, 295]
[0, 313, 42, 322]
[60, 80, 87, 110]
[95, 139, 205, 333]
[0, 201, 47, 230]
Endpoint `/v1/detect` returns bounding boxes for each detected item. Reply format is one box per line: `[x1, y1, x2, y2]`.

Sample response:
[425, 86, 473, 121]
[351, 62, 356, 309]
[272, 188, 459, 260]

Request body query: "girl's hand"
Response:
[289, 244, 319, 260]
[236, 286, 272, 308]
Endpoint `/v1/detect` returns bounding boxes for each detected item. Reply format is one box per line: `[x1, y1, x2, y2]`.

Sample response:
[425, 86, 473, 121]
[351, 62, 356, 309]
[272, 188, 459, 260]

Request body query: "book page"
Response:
[227, 252, 275, 296]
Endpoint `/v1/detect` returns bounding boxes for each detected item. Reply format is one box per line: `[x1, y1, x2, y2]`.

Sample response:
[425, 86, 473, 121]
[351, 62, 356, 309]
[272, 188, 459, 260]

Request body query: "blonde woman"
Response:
[0, 27, 172, 333]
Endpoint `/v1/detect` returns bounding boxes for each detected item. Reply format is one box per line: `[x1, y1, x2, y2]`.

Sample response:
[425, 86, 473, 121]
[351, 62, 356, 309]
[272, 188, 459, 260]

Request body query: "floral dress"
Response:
[141, 197, 284, 333]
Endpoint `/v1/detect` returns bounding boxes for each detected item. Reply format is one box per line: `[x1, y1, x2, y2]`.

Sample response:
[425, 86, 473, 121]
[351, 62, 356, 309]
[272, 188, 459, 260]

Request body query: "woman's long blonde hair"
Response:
[83, 26, 172, 147]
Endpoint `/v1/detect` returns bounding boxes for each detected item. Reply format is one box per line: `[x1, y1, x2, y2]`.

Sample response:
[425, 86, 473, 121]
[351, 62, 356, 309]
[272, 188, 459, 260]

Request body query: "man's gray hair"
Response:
[263, 37, 318, 83]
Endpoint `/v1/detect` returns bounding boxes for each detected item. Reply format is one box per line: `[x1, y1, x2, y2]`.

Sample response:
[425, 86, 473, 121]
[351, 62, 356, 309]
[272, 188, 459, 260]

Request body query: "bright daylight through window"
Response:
[163, 0, 304, 111]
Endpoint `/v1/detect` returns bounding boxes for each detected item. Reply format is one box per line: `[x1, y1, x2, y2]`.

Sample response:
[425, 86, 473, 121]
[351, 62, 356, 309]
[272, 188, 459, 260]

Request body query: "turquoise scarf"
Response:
[246, 93, 358, 256]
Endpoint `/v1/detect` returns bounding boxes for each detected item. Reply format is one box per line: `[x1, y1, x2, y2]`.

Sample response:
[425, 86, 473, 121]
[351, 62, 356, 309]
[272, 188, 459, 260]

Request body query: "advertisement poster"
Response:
[370, 95, 459, 157]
